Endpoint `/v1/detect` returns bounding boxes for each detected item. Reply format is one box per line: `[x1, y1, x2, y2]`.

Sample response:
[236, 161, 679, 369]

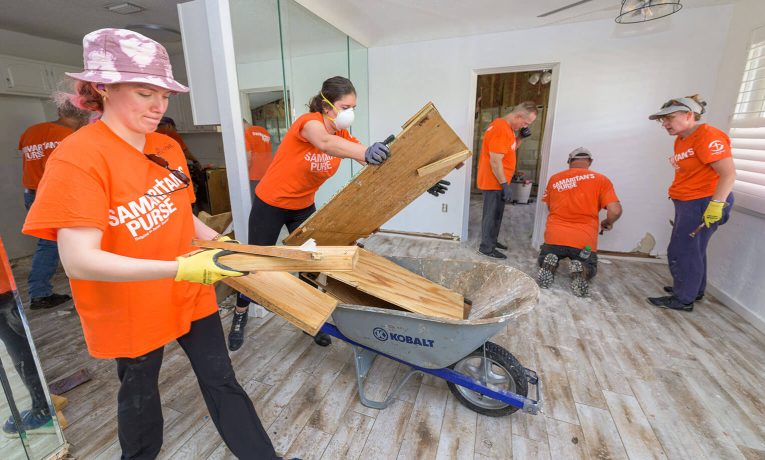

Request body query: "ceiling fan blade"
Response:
[537, 0, 597, 18]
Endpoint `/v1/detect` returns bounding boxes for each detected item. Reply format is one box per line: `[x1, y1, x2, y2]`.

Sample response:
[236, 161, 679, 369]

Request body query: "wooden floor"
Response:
[11, 196, 765, 459]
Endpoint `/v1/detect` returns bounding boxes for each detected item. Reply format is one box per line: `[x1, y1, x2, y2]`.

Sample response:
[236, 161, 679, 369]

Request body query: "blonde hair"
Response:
[685, 94, 707, 121]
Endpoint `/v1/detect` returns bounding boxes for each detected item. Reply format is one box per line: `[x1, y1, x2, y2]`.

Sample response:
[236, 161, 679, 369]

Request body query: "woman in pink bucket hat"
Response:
[23, 28, 282, 459]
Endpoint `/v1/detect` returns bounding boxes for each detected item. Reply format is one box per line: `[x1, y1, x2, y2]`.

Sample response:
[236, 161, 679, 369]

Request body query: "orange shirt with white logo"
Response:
[256, 112, 358, 210]
[477, 118, 517, 190]
[668, 124, 732, 200]
[22, 121, 217, 359]
[542, 168, 619, 251]
[245, 125, 273, 181]
[0, 238, 16, 295]
[18, 122, 75, 190]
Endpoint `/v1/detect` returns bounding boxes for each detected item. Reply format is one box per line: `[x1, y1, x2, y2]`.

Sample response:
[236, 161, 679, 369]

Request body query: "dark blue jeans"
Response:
[479, 190, 506, 253]
[24, 190, 60, 299]
[667, 194, 733, 304]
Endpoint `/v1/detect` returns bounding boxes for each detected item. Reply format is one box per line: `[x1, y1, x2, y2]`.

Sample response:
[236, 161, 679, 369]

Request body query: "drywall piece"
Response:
[325, 248, 465, 320]
[216, 246, 358, 272]
[284, 102, 470, 246]
[225, 272, 337, 335]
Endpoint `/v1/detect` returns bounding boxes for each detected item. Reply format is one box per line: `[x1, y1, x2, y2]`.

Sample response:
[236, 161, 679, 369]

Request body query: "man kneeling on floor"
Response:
[537, 148, 622, 296]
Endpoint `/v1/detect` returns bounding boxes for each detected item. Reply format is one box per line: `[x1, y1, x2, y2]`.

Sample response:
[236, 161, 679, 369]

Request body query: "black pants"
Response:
[0, 292, 49, 415]
[479, 190, 506, 253]
[237, 194, 315, 308]
[115, 313, 277, 460]
[537, 243, 598, 279]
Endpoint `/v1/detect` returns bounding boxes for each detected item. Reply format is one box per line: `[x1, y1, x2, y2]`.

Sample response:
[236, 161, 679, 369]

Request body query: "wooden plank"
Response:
[603, 391, 668, 460]
[359, 400, 414, 460]
[416, 149, 471, 177]
[192, 239, 315, 260]
[321, 411, 375, 460]
[474, 414, 513, 459]
[306, 273, 404, 311]
[224, 272, 337, 335]
[284, 102, 470, 246]
[326, 248, 464, 320]
[545, 418, 586, 460]
[434, 392, 477, 460]
[216, 247, 358, 272]
[512, 435, 551, 460]
[575, 403, 629, 460]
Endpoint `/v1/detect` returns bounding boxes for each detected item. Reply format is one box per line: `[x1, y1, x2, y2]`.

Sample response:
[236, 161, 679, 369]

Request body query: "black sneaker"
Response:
[30, 293, 71, 310]
[477, 249, 507, 259]
[663, 286, 704, 301]
[647, 296, 694, 312]
[495, 242, 508, 250]
[228, 310, 248, 351]
[537, 253, 558, 289]
[570, 260, 589, 297]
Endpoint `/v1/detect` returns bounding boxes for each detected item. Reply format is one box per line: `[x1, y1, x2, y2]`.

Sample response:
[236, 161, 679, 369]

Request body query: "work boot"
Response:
[663, 286, 704, 301]
[569, 260, 589, 297]
[2, 409, 53, 437]
[647, 296, 694, 312]
[30, 293, 71, 310]
[537, 253, 558, 289]
[495, 242, 508, 250]
[228, 309, 248, 351]
[477, 249, 507, 259]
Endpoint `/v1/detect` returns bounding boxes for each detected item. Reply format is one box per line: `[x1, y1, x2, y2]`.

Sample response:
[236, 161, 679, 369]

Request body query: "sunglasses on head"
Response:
[144, 153, 191, 197]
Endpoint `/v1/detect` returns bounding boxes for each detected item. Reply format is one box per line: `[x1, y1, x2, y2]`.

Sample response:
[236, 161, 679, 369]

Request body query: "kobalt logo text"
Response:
[372, 327, 435, 347]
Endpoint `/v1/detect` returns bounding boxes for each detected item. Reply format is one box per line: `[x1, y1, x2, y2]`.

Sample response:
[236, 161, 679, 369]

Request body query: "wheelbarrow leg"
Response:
[352, 346, 421, 410]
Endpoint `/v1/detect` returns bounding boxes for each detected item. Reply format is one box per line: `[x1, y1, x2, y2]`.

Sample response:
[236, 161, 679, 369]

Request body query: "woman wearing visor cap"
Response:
[646, 95, 735, 312]
[23, 28, 279, 459]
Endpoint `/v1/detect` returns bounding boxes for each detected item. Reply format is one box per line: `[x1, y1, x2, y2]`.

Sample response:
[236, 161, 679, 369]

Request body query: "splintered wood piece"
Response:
[416, 149, 471, 177]
[284, 102, 470, 246]
[193, 239, 315, 261]
[217, 247, 358, 272]
[224, 272, 337, 335]
[196, 211, 232, 234]
[302, 273, 405, 312]
[325, 248, 464, 320]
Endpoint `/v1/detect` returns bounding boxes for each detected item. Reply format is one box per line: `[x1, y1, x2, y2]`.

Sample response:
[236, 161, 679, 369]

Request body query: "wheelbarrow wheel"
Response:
[447, 341, 528, 416]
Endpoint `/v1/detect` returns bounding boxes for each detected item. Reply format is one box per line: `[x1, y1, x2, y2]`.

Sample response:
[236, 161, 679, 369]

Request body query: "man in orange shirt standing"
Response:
[537, 148, 622, 297]
[476, 101, 537, 259]
[242, 119, 273, 196]
[18, 101, 88, 309]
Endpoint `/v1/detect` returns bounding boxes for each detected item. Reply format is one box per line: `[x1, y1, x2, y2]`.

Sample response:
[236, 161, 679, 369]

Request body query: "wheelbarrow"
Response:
[315, 256, 542, 417]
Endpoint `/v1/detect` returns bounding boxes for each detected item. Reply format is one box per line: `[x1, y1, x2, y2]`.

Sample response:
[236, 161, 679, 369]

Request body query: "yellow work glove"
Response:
[703, 200, 725, 228]
[175, 249, 244, 285]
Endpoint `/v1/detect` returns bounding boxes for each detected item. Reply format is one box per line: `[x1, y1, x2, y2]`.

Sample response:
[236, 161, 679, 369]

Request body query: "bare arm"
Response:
[710, 157, 736, 202]
[57, 227, 178, 282]
[600, 201, 623, 232]
[489, 152, 507, 184]
[301, 120, 367, 163]
[182, 147, 199, 164]
[192, 215, 220, 240]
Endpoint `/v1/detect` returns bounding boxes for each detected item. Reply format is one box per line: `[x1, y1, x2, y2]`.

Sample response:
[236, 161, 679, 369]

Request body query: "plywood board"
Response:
[193, 239, 315, 260]
[224, 272, 337, 335]
[284, 102, 470, 246]
[325, 248, 464, 320]
[216, 247, 358, 272]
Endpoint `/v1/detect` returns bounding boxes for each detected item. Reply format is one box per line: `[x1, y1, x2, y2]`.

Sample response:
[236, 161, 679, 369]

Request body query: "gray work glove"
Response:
[364, 142, 390, 165]
[427, 180, 450, 197]
[501, 183, 513, 203]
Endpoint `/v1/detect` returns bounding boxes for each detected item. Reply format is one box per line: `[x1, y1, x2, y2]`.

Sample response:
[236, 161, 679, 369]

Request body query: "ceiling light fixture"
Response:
[615, 0, 682, 24]
[105, 2, 145, 15]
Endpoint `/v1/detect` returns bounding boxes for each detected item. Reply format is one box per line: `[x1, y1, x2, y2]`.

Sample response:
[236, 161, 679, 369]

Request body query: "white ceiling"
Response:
[296, 0, 736, 47]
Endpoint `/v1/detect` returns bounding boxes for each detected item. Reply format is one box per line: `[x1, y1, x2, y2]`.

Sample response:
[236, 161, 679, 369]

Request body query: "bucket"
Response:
[511, 182, 532, 204]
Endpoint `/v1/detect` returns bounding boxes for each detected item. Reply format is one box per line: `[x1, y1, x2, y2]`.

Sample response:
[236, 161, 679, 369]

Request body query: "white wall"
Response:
[705, 0, 765, 332]
[368, 5, 733, 251]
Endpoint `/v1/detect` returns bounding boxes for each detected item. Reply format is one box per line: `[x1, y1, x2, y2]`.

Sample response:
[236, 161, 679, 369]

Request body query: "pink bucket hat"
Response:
[66, 28, 189, 93]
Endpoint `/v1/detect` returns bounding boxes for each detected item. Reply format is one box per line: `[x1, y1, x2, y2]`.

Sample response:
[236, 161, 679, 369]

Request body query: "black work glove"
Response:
[501, 183, 513, 203]
[364, 142, 390, 165]
[427, 180, 450, 197]
[518, 127, 532, 139]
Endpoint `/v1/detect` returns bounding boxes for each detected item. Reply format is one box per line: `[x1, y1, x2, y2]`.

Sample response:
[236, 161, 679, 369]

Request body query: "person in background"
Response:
[646, 95, 735, 312]
[156, 116, 201, 167]
[23, 28, 279, 459]
[475, 101, 538, 259]
[228, 76, 392, 351]
[0, 236, 54, 437]
[18, 100, 88, 310]
[537, 148, 622, 297]
[243, 118, 273, 197]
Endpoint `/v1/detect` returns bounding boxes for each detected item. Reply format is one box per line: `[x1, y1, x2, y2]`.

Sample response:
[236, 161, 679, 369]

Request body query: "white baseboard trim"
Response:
[707, 284, 765, 336]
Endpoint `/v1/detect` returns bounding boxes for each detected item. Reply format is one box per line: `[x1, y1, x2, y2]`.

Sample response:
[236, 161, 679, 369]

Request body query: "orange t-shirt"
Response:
[256, 112, 358, 210]
[477, 118, 517, 191]
[22, 121, 217, 359]
[155, 125, 189, 154]
[245, 125, 273, 181]
[0, 238, 17, 295]
[668, 124, 732, 200]
[542, 168, 619, 251]
[18, 122, 75, 190]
